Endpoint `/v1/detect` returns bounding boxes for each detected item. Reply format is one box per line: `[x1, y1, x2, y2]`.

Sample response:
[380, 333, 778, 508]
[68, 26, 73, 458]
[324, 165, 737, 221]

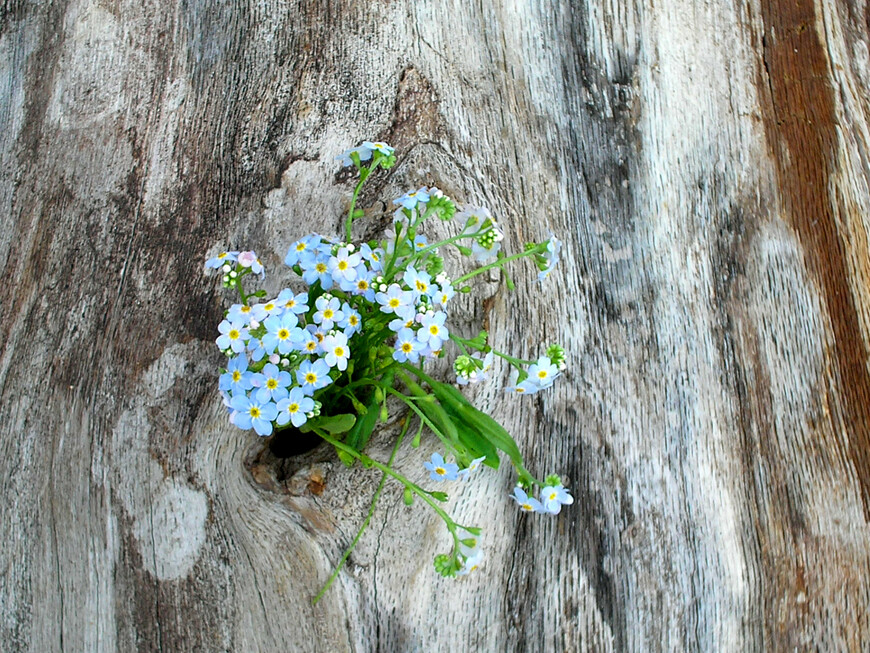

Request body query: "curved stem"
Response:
[312, 417, 411, 604]
[344, 160, 382, 242]
[453, 242, 548, 286]
[313, 429, 456, 526]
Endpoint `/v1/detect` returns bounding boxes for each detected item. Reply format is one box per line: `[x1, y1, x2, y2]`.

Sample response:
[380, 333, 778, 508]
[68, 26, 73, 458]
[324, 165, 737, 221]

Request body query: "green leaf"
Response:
[442, 403, 499, 470]
[428, 380, 523, 467]
[428, 491, 449, 502]
[308, 413, 356, 434]
[345, 394, 380, 451]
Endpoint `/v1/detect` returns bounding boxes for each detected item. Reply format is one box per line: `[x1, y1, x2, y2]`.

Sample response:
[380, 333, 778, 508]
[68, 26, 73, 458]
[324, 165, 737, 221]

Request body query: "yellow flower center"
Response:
[306, 341, 317, 351]
[296, 243, 306, 252]
[389, 298, 400, 308]
[229, 329, 240, 340]
[305, 373, 317, 384]
[522, 503, 533, 511]
[250, 407, 261, 418]
[267, 379, 278, 389]
[401, 343, 412, 353]
[429, 326, 439, 335]
[264, 303, 275, 311]
[323, 309, 333, 319]
[349, 316, 359, 326]
[278, 329, 289, 339]
[288, 403, 299, 413]
[241, 306, 251, 314]
[416, 280, 427, 291]
[316, 263, 327, 273]
[335, 347, 345, 357]
[435, 466, 446, 475]
[338, 261, 348, 270]
[315, 332, 324, 342]
[538, 371, 548, 379]
[232, 371, 241, 382]
[357, 280, 368, 290]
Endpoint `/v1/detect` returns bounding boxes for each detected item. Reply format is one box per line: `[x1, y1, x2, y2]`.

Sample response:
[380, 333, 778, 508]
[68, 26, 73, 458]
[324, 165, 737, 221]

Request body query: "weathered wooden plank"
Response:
[1, 0, 869, 651]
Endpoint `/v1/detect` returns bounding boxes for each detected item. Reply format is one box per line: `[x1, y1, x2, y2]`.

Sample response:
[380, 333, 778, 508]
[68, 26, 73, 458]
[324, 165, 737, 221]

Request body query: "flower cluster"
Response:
[206, 142, 572, 595]
[511, 476, 575, 514]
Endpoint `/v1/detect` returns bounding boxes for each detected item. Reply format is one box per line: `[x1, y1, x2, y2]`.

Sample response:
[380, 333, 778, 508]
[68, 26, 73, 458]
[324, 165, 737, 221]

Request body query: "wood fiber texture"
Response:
[1, 0, 869, 651]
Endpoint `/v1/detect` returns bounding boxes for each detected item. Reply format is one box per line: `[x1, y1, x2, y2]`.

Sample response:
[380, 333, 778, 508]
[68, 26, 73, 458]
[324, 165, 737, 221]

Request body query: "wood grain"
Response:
[1, 0, 869, 651]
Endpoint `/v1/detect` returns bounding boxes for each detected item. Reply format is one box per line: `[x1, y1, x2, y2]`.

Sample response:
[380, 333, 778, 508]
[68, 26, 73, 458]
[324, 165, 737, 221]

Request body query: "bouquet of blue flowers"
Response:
[206, 141, 573, 598]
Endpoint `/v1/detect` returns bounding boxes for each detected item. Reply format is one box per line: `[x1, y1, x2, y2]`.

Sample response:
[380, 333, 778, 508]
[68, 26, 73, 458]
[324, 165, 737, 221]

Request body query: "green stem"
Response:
[384, 387, 454, 451]
[344, 160, 382, 242]
[313, 429, 456, 525]
[312, 417, 411, 604]
[405, 231, 474, 267]
[453, 242, 548, 286]
[490, 350, 536, 367]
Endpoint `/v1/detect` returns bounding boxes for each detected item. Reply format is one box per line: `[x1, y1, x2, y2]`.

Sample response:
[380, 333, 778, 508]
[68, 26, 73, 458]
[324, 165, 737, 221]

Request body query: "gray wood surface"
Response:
[2, 0, 869, 651]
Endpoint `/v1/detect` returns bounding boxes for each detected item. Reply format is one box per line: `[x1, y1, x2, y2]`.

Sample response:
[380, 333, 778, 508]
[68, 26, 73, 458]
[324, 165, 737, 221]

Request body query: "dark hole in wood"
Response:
[268, 426, 322, 458]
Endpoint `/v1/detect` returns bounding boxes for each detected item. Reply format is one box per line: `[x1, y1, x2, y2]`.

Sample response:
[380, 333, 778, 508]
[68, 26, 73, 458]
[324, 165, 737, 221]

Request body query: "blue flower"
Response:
[457, 549, 484, 576]
[252, 363, 292, 403]
[403, 266, 432, 299]
[219, 354, 253, 394]
[433, 279, 455, 309]
[341, 270, 376, 301]
[300, 254, 333, 290]
[276, 289, 309, 314]
[388, 307, 416, 333]
[361, 141, 395, 157]
[339, 302, 362, 337]
[527, 356, 560, 388]
[540, 484, 574, 514]
[263, 313, 302, 355]
[538, 233, 562, 282]
[359, 243, 384, 271]
[458, 456, 487, 480]
[413, 234, 428, 251]
[313, 295, 343, 331]
[505, 367, 540, 395]
[226, 303, 255, 324]
[321, 332, 350, 371]
[276, 387, 315, 428]
[424, 452, 459, 482]
[393, 187, 430, 210]
[510, 487, 545, 513]
[238, 251, 264, 278]
[216, 319, 249, 353]
[230, 394, 278, 436]
[376, 284, 414, 315]
[250, 299, 283, 322]
[329, 246, 362, 282]
[392, 327, 422, 363]
[246, 336, 268, 362]
[336, 144, 374, 167]
[205, 250, 239, 269]
[285, 235, 321, 267]
[417, 311, 449, 351]
[296, 359, 332, 395]
[297, 330, 320, 356]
